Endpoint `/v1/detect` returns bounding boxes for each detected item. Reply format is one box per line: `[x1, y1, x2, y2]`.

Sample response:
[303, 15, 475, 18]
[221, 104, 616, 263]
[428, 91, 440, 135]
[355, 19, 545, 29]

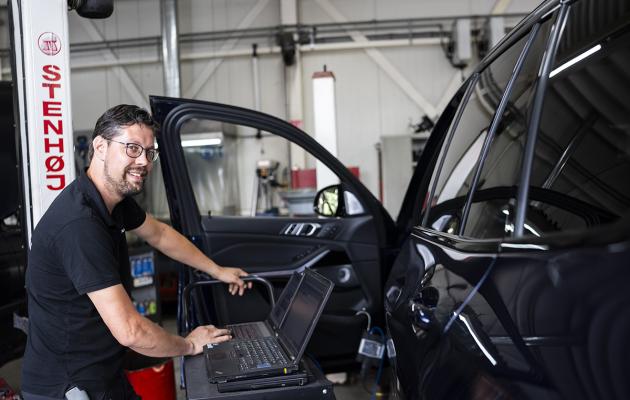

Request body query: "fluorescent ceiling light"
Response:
[549, 44, 601, 78]
[181, 138, 222, 147]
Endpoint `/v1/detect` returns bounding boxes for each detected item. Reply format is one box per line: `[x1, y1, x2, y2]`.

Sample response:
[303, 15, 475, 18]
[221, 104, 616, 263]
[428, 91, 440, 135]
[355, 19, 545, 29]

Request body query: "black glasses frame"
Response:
[108, 139, 159, 162]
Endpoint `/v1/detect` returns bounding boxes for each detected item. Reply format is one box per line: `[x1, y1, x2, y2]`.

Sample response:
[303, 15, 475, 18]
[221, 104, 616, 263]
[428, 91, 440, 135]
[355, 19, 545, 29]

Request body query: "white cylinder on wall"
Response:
[312, 68, 340, 189]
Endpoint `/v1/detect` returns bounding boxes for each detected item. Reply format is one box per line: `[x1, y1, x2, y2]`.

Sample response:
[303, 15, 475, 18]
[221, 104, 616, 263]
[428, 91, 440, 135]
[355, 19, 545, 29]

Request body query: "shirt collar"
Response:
[77, 170, 124, 229]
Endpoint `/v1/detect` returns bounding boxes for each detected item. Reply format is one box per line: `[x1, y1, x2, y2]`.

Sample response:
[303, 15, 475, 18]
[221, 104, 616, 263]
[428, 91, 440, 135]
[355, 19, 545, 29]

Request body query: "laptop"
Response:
[216, 369, 309, 392]
[226, 271, 303, 339]
[204, 269, 333, 383]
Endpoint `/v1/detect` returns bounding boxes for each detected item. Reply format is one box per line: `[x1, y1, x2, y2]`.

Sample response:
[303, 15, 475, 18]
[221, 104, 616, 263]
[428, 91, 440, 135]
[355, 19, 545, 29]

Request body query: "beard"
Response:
[104, 161, 148, 197]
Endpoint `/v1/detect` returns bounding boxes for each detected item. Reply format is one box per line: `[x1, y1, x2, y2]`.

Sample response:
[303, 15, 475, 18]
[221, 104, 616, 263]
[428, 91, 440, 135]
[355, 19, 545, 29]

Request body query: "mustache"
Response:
[125, 167, 148, 176]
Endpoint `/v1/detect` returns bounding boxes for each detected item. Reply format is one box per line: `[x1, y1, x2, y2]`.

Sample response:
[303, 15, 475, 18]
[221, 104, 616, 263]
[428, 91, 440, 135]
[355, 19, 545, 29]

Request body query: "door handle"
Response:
[408, 286, 440, 334]
[281, 223, 321, 236]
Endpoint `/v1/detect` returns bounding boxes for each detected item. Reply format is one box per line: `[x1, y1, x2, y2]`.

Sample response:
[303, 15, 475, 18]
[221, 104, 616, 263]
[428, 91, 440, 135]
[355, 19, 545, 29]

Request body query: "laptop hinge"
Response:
[275, 331, 297, 362]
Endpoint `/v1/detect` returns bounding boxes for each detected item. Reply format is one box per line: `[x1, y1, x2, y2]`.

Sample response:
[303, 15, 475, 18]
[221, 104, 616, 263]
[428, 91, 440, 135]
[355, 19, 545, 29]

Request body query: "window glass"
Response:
[462, 19, 554, 239]
[414, 89, 466, 225]
[527, 0, 630, 234]
[423, 29, 534, 233]
[171, 118, 340, 218]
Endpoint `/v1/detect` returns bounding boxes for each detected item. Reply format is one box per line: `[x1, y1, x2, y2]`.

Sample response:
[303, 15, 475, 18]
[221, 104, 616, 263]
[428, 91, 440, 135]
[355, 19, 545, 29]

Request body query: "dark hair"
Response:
[88, 104, 159, 162]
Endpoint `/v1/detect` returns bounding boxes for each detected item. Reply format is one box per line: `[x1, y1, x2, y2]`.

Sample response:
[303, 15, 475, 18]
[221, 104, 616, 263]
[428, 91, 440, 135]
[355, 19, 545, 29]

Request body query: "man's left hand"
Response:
[214, 267, 253, 296]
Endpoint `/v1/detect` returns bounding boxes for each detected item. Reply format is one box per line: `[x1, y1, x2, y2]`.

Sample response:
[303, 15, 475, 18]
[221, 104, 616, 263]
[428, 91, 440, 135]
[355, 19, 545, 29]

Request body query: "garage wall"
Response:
[1, 0, 542, 216]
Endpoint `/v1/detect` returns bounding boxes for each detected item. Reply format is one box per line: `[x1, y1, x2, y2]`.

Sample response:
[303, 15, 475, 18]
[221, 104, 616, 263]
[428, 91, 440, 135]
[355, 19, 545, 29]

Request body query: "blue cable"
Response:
[368, 326, 386, 399]
[369, 326, 385, 338]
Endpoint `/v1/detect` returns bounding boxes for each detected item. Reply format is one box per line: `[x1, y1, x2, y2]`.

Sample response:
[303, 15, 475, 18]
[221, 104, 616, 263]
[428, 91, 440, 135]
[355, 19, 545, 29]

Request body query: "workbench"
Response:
[184, 354, 336, 400]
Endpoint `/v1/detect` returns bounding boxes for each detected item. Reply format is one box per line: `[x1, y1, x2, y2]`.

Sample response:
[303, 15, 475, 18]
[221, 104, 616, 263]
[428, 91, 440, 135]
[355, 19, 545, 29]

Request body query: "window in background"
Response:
[178, 118, 338, 218]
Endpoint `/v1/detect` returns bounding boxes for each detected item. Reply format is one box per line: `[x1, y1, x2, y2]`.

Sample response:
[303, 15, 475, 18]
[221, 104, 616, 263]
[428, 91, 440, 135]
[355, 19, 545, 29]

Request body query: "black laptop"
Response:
[226, 271, 303, 339]
[204, 269, 333, 383]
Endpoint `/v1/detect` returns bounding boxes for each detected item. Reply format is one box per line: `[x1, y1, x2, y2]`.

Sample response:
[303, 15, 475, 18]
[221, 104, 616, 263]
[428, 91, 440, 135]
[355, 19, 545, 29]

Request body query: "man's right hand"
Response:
[186, 325, 232, 355]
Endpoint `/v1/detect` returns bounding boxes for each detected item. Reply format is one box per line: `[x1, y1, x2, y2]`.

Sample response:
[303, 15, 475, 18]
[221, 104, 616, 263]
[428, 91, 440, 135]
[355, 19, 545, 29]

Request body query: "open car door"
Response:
[150, 96, 396, 368]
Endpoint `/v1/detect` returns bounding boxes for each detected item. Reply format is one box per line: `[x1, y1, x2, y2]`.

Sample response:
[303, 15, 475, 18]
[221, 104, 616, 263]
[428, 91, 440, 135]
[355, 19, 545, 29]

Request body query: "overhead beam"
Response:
[0, 37, 442, 80]
[75, 18, 149, 109]
[57, 38, 443, 74]
[184, 0, 270, 99]
[315, 0, 437, 118]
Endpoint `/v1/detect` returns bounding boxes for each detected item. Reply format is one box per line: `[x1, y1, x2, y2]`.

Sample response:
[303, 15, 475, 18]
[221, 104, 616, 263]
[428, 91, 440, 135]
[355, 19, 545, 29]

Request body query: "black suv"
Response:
[152, 0, 629, 397]
[384, 0, 630, 398]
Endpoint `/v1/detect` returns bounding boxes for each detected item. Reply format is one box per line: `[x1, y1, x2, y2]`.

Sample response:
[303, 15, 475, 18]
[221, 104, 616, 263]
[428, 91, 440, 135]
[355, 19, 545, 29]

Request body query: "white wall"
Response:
[2, 0, 543, 216]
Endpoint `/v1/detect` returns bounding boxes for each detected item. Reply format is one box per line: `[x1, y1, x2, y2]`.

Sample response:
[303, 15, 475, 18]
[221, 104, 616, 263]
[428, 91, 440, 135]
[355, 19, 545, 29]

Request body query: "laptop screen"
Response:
[279, 270, 332, 358]
[268, 272, 302, 329]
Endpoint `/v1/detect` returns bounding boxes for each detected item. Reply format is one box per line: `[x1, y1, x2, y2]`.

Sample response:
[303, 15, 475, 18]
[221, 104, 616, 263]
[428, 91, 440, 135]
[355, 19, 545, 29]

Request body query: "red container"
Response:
[291, 168, 317, 189]
[125, 357, 176, 400]
[291, 166, 360, 189]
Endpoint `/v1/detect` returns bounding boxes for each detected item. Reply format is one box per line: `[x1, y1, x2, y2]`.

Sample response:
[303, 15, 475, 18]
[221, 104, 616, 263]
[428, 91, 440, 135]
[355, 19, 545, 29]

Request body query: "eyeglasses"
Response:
[108, 139, 159, 162]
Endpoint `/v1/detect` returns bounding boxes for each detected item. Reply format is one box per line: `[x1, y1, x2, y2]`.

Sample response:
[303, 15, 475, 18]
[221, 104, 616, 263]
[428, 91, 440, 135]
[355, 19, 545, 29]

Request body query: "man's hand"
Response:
[213, 266, 253, 296]
[186, 325, 232, 355]
[132, 216, 254, 296]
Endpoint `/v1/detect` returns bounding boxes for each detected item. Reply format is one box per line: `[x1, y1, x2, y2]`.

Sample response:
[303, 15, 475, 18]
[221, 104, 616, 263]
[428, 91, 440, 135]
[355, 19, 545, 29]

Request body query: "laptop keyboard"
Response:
[228, 324, 262, 339]
[233, 337, 288, 371]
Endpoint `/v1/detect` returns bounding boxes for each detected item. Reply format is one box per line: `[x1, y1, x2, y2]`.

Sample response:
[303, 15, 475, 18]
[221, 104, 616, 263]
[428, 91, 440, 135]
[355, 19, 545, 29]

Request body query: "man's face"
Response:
[103, 123, 155, 198]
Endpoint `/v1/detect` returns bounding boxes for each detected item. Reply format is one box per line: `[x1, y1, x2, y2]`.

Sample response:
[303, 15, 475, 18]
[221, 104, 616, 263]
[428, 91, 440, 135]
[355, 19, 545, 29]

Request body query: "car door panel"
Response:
[387, 228, 628, 399]
[385, 228, 553, 399]
[487, 240, 630, 400]
[197, 214, 383, 365]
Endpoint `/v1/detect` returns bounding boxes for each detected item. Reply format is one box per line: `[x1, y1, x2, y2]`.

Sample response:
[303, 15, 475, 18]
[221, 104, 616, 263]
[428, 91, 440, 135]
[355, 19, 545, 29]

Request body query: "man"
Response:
[21, 105, 250, 399]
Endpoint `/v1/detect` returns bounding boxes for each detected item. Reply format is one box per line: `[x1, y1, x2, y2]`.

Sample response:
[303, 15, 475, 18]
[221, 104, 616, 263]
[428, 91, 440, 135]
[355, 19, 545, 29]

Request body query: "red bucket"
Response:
[124, 356, 176, 400]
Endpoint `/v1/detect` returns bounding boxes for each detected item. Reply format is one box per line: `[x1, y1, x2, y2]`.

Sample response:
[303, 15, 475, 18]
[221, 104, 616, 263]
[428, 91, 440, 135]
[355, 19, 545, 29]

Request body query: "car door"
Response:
[385, 6, 561, 399]
[150, 96, 397, 368]
[0, 81, 27, 368]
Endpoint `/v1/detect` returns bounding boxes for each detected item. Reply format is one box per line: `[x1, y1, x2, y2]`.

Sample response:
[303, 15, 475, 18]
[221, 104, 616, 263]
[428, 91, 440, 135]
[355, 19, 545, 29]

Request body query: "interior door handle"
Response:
[281, 223, 321, 236]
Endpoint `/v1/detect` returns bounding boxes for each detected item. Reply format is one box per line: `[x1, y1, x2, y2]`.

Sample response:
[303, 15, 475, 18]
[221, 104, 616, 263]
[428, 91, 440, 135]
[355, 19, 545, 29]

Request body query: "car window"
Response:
[423, 28, 535, 234]
[160, 117, 341, 218]
[461, 19, 554, 239]
[526, 0, 630, 235]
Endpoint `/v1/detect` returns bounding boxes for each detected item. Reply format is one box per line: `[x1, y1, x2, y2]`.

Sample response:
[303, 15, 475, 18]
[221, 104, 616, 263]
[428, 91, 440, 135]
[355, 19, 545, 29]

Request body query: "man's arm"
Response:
[88, 284, 230, 357]
[132, 213, 251, 295]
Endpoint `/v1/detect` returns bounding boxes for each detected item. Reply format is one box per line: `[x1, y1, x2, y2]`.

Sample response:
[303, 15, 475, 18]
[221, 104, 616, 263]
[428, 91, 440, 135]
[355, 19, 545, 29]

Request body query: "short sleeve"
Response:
[120, 196, 146, 230]
[56, 218, 121, 295]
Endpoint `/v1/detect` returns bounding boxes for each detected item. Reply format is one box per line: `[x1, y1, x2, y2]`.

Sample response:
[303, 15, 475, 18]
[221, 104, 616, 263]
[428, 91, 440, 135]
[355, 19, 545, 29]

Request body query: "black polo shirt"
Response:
[22, 172, 146, 397]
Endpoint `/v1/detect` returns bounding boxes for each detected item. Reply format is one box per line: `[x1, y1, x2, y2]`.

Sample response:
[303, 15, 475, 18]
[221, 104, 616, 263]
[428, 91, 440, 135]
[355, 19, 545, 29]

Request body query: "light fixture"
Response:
[312, 66, 339, 189]
[549, 44, 601, 78]
[181, 138, 222, 147]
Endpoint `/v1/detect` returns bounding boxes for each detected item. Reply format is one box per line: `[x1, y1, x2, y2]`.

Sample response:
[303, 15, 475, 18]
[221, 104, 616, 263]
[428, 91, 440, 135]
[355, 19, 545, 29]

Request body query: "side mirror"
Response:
[314, 185, 340, 217]
[313, 185, 365, 217]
